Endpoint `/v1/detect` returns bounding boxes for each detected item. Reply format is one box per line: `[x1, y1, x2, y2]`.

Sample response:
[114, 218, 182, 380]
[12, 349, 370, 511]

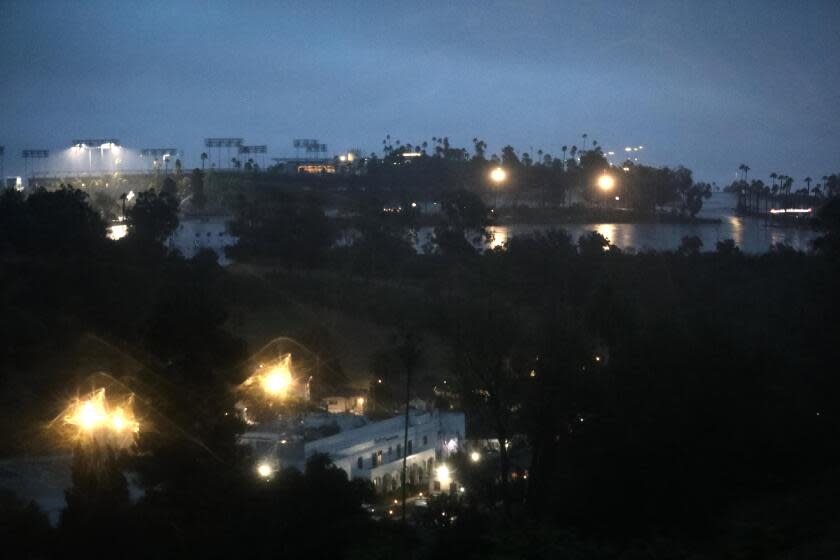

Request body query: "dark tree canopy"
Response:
[127, 189, 179, 244]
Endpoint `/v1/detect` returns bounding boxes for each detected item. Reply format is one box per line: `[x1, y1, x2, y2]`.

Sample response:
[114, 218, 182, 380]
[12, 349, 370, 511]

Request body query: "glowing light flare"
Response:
[597, 174, 615, 191]
[242, 354, 298, 400]
[489, 166, 507, 184]
[63, 389, 140, 442]
[257, 462, 273, 478]
[107, 224, 128, 241]
[470, 451, 481, 463]
[436, 464, 451, 483]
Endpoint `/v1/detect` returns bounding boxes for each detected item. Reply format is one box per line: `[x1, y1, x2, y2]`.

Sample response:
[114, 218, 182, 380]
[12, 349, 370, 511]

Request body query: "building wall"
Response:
[305, 410, 465, 492]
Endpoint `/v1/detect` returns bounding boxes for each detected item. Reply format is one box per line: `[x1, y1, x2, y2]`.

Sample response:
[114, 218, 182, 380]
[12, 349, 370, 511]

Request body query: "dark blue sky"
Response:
[2, 0, 838, 185]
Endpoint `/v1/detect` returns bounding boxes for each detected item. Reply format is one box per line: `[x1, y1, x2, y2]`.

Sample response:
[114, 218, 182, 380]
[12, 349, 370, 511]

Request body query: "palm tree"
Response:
[804, 176, 812, 197]
[561, 145, 568, 166]
[581, 133, 588, 151]
[200, 152, 208, 169]
[738, 164, 750, 182]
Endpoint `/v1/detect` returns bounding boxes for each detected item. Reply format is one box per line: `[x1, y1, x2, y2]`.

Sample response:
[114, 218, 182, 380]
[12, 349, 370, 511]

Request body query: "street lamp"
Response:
[597, 173, 615, 209]
[257, 462, 274, 479]
[597, 173, 615, 191]
[489, 166, 507, 210]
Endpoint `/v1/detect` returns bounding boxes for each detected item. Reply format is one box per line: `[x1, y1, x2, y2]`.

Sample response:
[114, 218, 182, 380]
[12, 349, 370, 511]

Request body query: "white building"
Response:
[241, 409, 465, 494]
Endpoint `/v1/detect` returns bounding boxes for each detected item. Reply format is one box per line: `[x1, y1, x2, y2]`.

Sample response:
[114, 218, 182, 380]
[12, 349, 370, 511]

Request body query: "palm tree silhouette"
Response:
[201, 152, 208, 170]
[561, 145, 568, 167]
[582, 133, 588, 151]
[804, 176, 812, 197]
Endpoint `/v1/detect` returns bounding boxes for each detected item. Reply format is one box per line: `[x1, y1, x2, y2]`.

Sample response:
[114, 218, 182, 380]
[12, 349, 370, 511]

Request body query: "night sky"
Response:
[1, 0, 838, 185]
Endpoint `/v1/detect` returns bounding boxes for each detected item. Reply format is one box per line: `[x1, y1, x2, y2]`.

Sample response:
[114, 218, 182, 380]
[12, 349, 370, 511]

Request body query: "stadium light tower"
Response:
[141, 148, 179, 173]
[71, 139, 120, 171]
[239, 145, 268, 170]
[205, 138, 243, 169]
[22, 149, 50, 181]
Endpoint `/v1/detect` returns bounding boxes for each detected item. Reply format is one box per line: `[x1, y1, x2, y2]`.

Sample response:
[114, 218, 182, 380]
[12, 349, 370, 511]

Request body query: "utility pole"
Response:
[398, 332, 421, 523]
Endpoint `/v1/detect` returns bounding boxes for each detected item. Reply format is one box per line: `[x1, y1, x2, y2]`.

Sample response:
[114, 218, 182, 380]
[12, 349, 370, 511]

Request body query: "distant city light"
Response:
[470, 451, 481, 463]
[769, 208, 812, 214]
[402, 152, 422, 158]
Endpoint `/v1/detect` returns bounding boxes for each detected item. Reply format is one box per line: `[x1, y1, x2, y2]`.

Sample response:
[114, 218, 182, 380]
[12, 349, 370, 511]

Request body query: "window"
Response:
[407, 440, 413, 455]
[375, 450, 383, 466]
[388, 446, 392, 456]
[357, 457, 363, 470]
[396, 444, 401, 458]
[422, 435, 428, 446]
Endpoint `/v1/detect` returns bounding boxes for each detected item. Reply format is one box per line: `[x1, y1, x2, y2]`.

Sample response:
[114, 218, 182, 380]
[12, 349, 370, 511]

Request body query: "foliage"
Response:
[126, 188, 179, 244]
[0, 186, 105, 255]
[228, 188, 335, 267]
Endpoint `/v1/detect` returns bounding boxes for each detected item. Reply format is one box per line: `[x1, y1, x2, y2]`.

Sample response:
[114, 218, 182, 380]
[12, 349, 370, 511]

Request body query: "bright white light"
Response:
[257, 462, 273, 478]
[108, 224, 128, 241]
[264, 368, 292, 395]
[469, 451, 481, 463]
[597, 174, 615, 191]
[402, 152, 421, 157]
[769, 208, 812, 214]
[490, 167, 507, 183]
[411, 202, 417, 208]
[624, 147, 632, 152]
[436, 465, 450, 482]
[126, 190, 135, 202]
